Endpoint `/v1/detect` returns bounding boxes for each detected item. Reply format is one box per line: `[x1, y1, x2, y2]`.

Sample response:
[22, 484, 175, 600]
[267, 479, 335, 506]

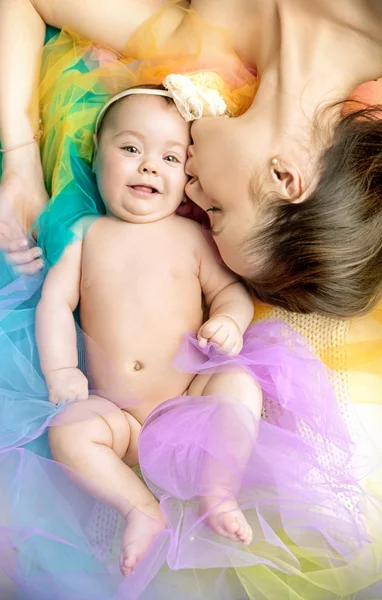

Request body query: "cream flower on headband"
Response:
[163, 72, 228, 122]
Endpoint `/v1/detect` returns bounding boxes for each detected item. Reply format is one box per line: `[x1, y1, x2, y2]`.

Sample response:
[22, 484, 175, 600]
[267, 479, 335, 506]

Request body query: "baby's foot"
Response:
[120, 502, 166, 576]
[199, 495, 253, 546]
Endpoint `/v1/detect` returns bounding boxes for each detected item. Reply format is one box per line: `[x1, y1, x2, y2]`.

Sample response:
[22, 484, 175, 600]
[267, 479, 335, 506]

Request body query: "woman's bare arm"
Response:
[0, 1, 47, 272]
[0, 0, 170, 270]
[0, 0, 169, 149]
[31, 0, 171, 51]
[0, 0, 45, 149]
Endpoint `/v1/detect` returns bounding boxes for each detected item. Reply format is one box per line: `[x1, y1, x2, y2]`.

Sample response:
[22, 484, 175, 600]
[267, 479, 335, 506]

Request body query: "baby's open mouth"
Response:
[128, 185, 160, 195]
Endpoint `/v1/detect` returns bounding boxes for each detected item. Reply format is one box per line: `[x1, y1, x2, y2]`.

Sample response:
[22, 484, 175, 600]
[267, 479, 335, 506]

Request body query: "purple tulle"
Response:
[0, 270, 376, 599]
[135, 325, 367, 592]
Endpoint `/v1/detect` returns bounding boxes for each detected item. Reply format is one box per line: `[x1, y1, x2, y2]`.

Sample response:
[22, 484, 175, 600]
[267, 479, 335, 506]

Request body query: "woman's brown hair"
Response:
[244, 105, 382, 318]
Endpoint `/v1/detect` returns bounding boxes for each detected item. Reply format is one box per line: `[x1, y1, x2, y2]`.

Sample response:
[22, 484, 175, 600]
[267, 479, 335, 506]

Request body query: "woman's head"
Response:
[187, 104, 382, 317]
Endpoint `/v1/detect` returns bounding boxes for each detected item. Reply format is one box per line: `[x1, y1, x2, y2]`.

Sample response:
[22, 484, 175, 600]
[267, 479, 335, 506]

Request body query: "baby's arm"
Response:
[197, 232, 254, 356]
[36, 241, 88, 404]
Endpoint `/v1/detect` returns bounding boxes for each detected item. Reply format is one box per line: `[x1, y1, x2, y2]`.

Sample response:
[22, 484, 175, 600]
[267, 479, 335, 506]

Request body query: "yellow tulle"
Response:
[38, 1, 382, 597]
[39, 0, 257, 198]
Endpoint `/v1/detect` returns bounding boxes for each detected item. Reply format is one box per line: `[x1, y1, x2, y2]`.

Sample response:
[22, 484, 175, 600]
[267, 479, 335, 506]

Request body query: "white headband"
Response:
[95, 88, 173, 134]
[95, 73, 229, 134]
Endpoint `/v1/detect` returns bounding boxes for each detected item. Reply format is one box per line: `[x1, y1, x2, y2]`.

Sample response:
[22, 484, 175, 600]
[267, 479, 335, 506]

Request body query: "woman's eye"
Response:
[123, 146, 139, 154]
[164, 155, 179, 163]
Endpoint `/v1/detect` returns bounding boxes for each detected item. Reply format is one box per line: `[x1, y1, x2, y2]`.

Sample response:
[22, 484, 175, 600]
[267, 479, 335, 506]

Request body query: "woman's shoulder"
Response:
[305, 0, 382, 43]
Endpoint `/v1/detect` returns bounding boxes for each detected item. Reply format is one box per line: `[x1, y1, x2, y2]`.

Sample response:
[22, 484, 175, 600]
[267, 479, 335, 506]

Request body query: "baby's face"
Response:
[94, 95, 191, 223]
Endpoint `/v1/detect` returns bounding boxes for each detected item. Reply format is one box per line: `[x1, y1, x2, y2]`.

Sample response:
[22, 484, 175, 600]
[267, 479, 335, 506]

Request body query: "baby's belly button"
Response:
[128, 360, 144, 372]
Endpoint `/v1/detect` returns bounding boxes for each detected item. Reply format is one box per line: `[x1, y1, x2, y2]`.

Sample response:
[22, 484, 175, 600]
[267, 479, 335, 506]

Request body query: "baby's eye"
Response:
[206, 206, 221, 213]
[164, 155, 180, 163]
[123, 146, 139, 154]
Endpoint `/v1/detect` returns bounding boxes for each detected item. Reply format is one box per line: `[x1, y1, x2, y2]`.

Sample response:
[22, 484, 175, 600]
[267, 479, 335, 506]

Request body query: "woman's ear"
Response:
[271, 157, 304, 203]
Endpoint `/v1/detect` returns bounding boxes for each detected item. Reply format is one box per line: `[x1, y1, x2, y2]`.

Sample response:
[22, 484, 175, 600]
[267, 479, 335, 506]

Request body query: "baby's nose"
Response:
[139, 160, 159, 175]
[143, 165, 158, 174]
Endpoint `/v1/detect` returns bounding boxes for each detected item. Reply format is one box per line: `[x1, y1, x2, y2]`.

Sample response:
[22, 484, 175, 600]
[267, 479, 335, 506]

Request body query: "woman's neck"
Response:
[247, 1, 382, 158]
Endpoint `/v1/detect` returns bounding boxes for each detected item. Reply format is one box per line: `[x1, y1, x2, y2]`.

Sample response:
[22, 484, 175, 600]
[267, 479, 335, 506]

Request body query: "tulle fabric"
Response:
[1, 1, 382, 597]
[37, 3, 257, 266]
[1, 261, 382, 599]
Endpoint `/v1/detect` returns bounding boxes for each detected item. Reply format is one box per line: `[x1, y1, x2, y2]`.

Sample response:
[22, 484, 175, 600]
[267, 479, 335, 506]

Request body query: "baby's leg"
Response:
[188, 371, 262, 546]
[48, 396, 165, 575]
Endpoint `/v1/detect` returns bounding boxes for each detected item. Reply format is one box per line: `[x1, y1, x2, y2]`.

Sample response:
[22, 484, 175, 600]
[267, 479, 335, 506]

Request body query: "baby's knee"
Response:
[233, 371, 263, 416]
[214, 370, 262, 415]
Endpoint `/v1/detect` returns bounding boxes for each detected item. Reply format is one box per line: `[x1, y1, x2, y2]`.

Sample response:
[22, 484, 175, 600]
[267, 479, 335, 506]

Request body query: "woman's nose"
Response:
[187, 144, 194, 159]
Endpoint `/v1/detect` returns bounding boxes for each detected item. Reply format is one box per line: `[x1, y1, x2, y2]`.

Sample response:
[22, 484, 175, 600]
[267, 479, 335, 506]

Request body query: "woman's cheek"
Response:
[186, 179, 206, 208]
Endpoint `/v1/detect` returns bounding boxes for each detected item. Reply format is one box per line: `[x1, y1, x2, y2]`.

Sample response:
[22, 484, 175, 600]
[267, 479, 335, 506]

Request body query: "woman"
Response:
[0, 0, 381, 316]
[0, 1, 381, 599]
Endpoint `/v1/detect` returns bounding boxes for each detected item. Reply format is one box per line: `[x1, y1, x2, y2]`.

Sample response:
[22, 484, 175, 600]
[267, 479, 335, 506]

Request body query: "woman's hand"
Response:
[0, 157, 48, 274]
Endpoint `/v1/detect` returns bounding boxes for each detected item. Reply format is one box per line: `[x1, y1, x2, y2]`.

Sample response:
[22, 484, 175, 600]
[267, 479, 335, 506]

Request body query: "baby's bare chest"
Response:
[80, 219, 202, 323]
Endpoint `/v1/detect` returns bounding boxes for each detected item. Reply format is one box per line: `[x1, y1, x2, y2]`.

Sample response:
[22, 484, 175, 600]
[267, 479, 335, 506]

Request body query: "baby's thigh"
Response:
[48, 395, 139, 464]
[121, 411, 141, 468]
[188, 370, 262, 420]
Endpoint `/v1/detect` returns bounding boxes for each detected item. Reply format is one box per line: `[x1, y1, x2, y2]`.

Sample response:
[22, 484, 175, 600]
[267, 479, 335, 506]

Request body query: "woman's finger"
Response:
[0, 238, 29, 252]
[6, 246, 43, 266]
[13, 258, 44, 275]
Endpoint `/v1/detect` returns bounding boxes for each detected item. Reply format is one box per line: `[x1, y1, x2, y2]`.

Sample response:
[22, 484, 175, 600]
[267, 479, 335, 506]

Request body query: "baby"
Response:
[36, 87, 262, 575]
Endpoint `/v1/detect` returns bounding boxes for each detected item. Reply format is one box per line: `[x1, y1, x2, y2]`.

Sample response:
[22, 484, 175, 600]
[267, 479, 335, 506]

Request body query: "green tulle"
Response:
[35, 148, 104, 267]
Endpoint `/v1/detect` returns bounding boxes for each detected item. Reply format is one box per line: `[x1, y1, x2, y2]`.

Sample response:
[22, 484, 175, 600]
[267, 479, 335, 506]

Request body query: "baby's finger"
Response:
[228, 341, 242, 357]
[57, 395, 73, 406]
[76, 390, 89, 402]
[6, 246, 43, 266]
[49, 391, 59, 405]
[197, 324, 216, 347]
[198, 336, 208, 349]
[209, 328, 230, 348]
[219, 336, 236, 352]
[199, 320, 222, 341]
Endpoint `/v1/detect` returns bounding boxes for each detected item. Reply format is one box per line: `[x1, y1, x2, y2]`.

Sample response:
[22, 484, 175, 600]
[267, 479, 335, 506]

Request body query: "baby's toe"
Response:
[224, 515, 240, 535]
[120, 547, 138, 576]
[238, 524, 253, 546]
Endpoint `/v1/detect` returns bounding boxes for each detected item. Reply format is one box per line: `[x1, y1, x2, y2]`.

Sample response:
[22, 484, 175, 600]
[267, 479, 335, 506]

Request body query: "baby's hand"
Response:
[197, 315, 243, 356]
[45, 368, 89, 405]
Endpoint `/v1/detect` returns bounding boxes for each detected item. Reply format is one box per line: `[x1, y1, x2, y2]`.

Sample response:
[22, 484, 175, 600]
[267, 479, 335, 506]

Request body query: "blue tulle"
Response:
[0, 260, 250, 600]
[36, 146, 104, 267]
